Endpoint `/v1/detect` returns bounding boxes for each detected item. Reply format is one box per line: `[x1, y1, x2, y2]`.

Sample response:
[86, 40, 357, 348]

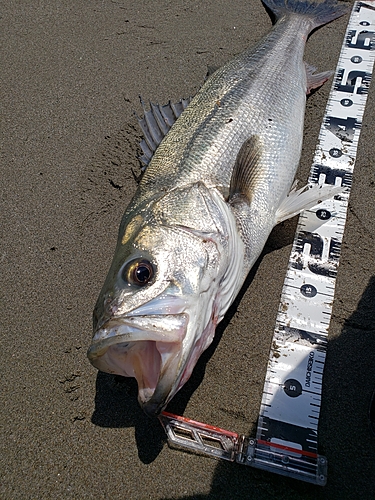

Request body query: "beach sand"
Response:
[2, 1, 375, 498]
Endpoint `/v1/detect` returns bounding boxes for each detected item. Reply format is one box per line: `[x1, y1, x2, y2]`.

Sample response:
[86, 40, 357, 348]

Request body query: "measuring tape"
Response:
[159, 1, 375, 485]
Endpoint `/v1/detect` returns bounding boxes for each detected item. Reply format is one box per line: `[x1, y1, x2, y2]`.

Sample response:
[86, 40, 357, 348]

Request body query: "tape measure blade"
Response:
[255, 0, 375, 484]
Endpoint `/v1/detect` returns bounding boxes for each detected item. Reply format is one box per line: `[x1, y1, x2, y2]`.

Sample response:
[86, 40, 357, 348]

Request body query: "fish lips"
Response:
[87, 313, 189, 415]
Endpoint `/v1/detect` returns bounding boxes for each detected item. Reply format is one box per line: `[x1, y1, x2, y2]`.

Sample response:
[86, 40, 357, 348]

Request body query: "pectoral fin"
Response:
[229, 135, 263, 203]
[275, 182, 346, 224]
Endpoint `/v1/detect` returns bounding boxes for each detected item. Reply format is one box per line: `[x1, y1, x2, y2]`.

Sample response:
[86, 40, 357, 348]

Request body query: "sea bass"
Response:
[88, 0, 347, 416]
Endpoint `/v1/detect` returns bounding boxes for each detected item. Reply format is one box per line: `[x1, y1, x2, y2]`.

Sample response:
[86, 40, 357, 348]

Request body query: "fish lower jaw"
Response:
[88, 337, 183, 413]
[138, 386, 155, 404]
[88, 313, 190, 411]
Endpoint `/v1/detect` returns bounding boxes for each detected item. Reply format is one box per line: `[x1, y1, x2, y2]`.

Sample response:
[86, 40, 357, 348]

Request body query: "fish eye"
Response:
[122, 259, 155, 286]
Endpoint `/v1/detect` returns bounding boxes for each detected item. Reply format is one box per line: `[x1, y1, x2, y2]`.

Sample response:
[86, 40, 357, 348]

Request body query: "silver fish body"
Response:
[88, 0, 347, 415]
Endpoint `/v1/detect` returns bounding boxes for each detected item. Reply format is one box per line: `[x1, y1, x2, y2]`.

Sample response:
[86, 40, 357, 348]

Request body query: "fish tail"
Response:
[262, 0, 348, 30]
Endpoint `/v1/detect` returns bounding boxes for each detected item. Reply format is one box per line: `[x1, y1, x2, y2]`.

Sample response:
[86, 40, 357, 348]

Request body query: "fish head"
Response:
[88, 183, 242, 416]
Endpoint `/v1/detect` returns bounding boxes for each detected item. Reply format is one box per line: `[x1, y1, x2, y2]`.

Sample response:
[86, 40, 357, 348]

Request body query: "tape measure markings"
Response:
[255, 1, 375, 484]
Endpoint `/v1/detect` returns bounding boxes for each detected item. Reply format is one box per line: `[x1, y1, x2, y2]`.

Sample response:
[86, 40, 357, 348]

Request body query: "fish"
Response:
[87, 0, 348, 416]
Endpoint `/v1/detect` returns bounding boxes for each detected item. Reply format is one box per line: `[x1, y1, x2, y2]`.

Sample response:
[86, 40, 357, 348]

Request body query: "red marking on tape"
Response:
[257, 439, 318, 459]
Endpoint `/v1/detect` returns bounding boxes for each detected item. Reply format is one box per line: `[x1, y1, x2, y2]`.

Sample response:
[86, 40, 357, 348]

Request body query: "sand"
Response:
[2, 1, 375, 498]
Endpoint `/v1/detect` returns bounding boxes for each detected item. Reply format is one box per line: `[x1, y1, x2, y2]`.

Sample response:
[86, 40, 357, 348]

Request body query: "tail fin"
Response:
[262, 0, 348, 30]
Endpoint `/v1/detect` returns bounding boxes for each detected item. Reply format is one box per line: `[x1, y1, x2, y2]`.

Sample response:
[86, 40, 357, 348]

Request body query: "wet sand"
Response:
[2, 1, 375, 498]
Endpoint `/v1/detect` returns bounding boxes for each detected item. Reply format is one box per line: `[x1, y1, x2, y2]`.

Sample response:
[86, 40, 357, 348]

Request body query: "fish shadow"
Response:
[90, 219, 298, 464]
[91, 371, 166, 463]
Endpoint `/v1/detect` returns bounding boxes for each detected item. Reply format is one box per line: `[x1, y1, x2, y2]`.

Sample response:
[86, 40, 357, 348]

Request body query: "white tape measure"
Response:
[159, 1, 375, 485]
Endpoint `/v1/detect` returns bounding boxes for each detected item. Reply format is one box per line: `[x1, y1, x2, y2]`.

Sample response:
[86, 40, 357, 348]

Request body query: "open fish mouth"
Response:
[87, 313, 189, 415]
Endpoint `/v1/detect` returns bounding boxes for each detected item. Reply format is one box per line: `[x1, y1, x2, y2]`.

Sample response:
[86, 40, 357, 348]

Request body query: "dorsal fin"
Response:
[137, 97, 192, 169]
[205, 66, 220, 80]
[305, 62, 333, 95]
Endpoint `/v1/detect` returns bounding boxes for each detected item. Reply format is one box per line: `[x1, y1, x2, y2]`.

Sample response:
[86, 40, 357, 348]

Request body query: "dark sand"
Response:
[2, 1, 375, 498]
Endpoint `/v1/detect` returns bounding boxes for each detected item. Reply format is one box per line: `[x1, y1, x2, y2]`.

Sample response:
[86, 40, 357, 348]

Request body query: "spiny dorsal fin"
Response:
[229, 135, 263, 203]
[205, 66, 220, 81]
[137, 96, 192, 169]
